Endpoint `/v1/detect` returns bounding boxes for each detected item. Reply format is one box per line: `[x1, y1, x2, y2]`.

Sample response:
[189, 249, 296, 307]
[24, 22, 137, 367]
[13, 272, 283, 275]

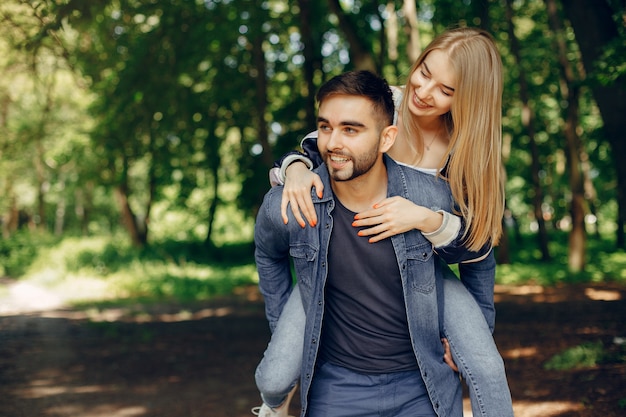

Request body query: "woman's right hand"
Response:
[281, 162, 324, 227]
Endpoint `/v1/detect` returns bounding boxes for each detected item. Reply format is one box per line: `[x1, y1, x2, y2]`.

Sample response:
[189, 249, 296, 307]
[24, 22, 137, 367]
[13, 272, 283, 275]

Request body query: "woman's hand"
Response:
[353, 196, 443, 243]
[441, 338, 459, 372]
[281, 162, 324, 227]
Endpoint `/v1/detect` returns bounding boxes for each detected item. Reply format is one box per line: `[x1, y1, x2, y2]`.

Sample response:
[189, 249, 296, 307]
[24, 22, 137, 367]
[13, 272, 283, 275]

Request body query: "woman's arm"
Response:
[271, 132, 324, 227]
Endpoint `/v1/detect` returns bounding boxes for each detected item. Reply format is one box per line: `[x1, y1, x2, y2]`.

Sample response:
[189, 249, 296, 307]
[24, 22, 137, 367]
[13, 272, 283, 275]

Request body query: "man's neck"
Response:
[330, 161, 389, 213]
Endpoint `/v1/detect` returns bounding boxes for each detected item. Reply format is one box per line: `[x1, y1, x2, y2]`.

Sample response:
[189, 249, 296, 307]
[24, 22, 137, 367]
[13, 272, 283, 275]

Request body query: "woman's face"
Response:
[407, 49, 456, 120]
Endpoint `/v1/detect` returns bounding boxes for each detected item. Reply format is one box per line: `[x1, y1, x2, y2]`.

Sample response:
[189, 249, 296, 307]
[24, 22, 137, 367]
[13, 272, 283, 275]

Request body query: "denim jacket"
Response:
[255, 155, 491, 417]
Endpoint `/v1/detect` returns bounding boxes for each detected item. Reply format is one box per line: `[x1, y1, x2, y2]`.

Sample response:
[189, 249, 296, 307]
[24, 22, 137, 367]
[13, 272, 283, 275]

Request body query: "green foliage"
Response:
[0, 231, 58, 277]
[544, 341, 606, 370]
[496, 232, 626, 285]
[20, 234, 257, 306]
[544, 339, 626, 371]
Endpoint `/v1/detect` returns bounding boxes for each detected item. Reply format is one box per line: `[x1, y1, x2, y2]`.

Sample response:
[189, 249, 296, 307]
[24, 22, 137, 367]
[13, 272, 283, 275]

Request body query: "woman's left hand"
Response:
[353, 196, 431, 243]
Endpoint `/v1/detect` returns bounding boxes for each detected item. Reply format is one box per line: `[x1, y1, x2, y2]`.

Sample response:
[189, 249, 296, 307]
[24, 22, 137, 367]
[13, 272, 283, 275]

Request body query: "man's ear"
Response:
[379, 125, 397, 153]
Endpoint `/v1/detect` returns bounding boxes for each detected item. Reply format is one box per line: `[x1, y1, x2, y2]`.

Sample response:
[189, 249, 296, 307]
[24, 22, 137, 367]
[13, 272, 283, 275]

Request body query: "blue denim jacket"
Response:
[255, 155, 491, 417]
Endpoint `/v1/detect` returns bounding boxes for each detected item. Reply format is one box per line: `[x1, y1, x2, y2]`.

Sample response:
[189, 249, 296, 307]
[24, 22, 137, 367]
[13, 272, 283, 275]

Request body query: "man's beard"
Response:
[324, 146, 378, 182]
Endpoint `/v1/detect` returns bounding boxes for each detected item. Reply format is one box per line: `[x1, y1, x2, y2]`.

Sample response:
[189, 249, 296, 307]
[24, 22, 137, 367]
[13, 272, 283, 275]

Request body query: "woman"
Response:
[253, 27, 513, 417]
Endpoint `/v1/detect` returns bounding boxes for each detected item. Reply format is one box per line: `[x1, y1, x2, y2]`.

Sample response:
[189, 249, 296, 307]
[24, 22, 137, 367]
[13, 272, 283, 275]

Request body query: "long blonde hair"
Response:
[400, 27, 504, 250]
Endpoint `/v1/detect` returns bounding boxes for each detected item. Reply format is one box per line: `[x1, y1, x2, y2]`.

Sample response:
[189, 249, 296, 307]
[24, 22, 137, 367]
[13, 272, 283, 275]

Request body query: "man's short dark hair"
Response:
[316, 71, 395, 127]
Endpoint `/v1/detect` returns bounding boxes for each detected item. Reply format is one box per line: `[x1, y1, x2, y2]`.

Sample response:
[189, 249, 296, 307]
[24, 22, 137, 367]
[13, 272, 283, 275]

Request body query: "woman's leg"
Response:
[441, 272, 514, 417]
[255, 284, 305, 408]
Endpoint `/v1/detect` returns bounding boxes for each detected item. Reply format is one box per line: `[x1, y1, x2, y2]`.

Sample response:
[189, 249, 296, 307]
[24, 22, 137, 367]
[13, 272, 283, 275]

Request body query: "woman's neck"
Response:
[389, 118, 449, 169]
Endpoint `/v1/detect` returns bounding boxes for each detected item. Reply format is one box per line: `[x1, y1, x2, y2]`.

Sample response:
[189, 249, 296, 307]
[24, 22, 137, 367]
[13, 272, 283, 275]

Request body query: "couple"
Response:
[253, 28, 514, 417]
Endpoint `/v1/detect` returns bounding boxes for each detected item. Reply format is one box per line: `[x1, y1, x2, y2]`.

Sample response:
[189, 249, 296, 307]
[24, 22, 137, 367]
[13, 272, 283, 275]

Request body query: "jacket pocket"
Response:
[289, 243, 318, 288]
[405, 242, 435, 293]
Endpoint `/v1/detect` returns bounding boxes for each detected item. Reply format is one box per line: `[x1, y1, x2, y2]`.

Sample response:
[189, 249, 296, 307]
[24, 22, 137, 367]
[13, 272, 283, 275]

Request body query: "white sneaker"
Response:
[251, 403, 292, 417]
[251, 385, 296, 417]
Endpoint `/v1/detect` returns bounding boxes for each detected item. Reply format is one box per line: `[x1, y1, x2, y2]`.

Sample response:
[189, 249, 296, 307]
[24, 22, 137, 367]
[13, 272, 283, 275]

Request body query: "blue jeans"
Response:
[308, 361, 436, 417]
[255, 285, 304, 408]
[255, 273, 513, 416]
[440, 274, 514, 417]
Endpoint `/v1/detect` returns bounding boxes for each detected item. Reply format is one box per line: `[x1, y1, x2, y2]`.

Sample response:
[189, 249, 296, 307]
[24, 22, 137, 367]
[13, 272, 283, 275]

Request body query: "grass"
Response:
[544, 340, 626, 370]
[2, 232, 258, 308]
[1, 230, 625, 310]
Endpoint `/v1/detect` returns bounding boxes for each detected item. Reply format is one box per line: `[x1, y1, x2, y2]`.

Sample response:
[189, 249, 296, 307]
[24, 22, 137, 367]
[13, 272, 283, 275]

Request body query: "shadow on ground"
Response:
[0, 282, 625, 417]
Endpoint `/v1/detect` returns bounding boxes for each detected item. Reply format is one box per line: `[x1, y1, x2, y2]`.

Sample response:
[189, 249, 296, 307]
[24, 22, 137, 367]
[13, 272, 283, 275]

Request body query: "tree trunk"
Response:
[114, 155, 147, 247]
[402, 0, 421, 64]
[251, 18, 273, 169]
[327, 0, 377, 71]
[205, 120, 221, 248]
[298, 0, 317, 129]
[546, 0, 586, 271]
[505, 0, 551, 260]
[560, 0, 626, 248]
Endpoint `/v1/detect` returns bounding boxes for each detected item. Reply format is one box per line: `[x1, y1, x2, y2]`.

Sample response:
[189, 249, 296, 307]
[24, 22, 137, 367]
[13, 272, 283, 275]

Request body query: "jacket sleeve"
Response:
[270, 131, 323, 185]
[254, 188, 296, 332]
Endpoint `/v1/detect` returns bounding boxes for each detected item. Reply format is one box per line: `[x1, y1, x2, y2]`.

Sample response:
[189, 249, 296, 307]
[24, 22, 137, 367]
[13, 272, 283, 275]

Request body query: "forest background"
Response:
[0, 1, 625, 416]
[0, 0, 625, 317]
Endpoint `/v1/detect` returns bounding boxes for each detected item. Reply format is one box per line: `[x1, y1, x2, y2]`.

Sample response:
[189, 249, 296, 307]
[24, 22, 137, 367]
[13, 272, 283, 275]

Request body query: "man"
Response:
[254, 71, 489, 417]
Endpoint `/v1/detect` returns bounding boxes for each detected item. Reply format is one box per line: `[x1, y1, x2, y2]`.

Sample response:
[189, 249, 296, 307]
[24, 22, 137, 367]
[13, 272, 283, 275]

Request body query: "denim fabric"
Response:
[440, 269, 514, 417]
[308, 361, 436, 417]
[255, 270, 513, 417]
[255, 155, 493, 417]
[255, 285, 304, 408]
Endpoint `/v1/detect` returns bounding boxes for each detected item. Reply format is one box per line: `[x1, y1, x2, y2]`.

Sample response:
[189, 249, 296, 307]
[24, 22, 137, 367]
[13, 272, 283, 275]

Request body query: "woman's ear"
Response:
[379, 125, 398, 153]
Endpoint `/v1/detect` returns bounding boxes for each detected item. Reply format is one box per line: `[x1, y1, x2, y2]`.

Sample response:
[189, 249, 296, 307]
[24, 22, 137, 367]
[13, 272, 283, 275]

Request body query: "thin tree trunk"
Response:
[402, 0, 421, 63]
[505, 0, 551, 261]
[546, 0, 586, 271]
[327, 0, 377, 71]
[114, 155, 145, 247]
[298, 0, 317, 129]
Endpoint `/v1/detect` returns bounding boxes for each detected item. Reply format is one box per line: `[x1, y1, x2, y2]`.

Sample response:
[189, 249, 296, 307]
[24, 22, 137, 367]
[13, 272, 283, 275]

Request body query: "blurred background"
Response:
[0, 1, 625, 415]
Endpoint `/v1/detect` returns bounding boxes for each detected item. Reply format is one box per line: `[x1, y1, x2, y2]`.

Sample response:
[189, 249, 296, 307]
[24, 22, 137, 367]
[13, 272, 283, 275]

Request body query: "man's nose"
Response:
[327, 129, 343, 149]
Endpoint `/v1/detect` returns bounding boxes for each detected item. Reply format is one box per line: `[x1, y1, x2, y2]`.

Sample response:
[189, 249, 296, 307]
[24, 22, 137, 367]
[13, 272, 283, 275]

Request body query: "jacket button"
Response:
[422, 252, 428, 258]
[306, 373, 311, 379]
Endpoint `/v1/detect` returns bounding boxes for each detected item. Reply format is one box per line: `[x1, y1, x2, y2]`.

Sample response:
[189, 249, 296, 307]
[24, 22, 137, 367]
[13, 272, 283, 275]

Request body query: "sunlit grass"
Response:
[3, 229, 625, 309]
[495, 232, 626, 286]
[15, 234, 258, 308]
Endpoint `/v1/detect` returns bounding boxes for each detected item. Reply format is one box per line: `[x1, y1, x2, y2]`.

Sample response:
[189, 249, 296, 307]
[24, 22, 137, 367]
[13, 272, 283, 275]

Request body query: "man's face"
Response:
[317, 95, 383, 182]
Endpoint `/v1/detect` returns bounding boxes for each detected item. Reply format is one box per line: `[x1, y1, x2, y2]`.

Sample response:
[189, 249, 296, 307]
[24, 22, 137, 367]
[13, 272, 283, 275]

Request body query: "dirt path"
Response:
[0, 279, 625, 417]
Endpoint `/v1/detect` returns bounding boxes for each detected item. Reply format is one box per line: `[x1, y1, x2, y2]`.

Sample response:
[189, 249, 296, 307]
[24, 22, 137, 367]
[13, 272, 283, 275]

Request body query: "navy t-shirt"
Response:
[319, 198, 418, 373]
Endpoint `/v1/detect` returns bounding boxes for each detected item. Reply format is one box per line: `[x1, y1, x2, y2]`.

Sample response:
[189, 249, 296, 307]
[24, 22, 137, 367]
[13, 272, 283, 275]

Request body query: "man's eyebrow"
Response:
[423, 61, 455, 92]
[317, 116, 366, 128]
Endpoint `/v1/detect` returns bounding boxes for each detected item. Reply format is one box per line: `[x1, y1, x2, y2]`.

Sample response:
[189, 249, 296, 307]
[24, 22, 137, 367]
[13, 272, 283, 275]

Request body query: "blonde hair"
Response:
[400, 27, 505, 250]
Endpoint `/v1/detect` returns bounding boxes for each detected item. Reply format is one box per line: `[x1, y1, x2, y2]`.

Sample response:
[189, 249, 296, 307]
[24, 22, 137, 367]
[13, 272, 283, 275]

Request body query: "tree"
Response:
[560, 0, 626, 247]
